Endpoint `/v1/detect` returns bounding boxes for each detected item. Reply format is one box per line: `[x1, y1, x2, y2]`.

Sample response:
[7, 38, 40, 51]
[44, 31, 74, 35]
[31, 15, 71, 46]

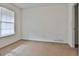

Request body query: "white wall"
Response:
[22, 4, 69, 43]
[0, 3, 21, 48]
[68, 3, 75, 48]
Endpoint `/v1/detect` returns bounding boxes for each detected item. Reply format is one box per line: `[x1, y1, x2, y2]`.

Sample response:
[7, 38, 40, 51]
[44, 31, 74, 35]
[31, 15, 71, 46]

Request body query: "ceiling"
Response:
[13, 3, 67, 9]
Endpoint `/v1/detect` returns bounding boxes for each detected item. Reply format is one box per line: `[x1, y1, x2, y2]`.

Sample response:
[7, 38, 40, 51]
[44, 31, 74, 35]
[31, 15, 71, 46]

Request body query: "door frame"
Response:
[74, 3, 78, 48]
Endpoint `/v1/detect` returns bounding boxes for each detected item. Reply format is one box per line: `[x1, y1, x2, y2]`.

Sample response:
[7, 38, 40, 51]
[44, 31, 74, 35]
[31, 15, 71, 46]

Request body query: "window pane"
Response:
[11, 29, 15, 34]
[6, 9, 15, 22]
[0, 7, 1, 21]
[1, 23, 14, 29]
[1, 30, 13, 36]
[1, 7, 7, 22]
[1, 29, 15, 36]
[9, 10, 15, 22]
[1, 30, 8, 35]
[1, 22, 14, 36]
[0, 7, 15, 22]
[0, 7, 15, 37]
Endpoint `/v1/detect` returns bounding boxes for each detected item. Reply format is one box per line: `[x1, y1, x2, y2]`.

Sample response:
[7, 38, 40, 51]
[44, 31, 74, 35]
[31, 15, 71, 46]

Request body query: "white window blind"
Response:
[0, 7, 15, 37]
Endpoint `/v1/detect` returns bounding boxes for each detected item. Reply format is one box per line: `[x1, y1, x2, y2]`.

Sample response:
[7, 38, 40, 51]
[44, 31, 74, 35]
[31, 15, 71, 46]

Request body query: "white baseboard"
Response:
[22, 33, 67, 44]
[22, 38, 75, 48]
[68, 42, 74, 48]
[21, 34, 75, 48]
[22, 37, 67, 44]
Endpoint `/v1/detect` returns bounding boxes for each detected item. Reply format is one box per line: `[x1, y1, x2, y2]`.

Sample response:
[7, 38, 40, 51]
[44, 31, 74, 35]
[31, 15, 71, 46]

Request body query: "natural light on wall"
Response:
[0, 7, 15, 37]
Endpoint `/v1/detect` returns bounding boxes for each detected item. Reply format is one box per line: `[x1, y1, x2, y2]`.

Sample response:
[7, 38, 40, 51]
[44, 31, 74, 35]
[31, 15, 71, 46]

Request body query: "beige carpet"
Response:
[0, 40, 77, 56]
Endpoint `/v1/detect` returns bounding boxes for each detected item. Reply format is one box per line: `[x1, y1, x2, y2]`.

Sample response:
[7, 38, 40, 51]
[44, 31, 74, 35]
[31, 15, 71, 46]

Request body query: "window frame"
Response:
[0, 6, 16, 38]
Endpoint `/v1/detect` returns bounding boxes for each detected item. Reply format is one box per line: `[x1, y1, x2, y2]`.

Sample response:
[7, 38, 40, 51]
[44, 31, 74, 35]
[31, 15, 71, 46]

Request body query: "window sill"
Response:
[0, 34, 15, 38]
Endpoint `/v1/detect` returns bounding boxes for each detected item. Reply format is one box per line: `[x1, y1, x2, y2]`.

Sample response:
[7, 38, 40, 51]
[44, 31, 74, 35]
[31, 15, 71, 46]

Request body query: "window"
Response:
[0, 7, 15, 37]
